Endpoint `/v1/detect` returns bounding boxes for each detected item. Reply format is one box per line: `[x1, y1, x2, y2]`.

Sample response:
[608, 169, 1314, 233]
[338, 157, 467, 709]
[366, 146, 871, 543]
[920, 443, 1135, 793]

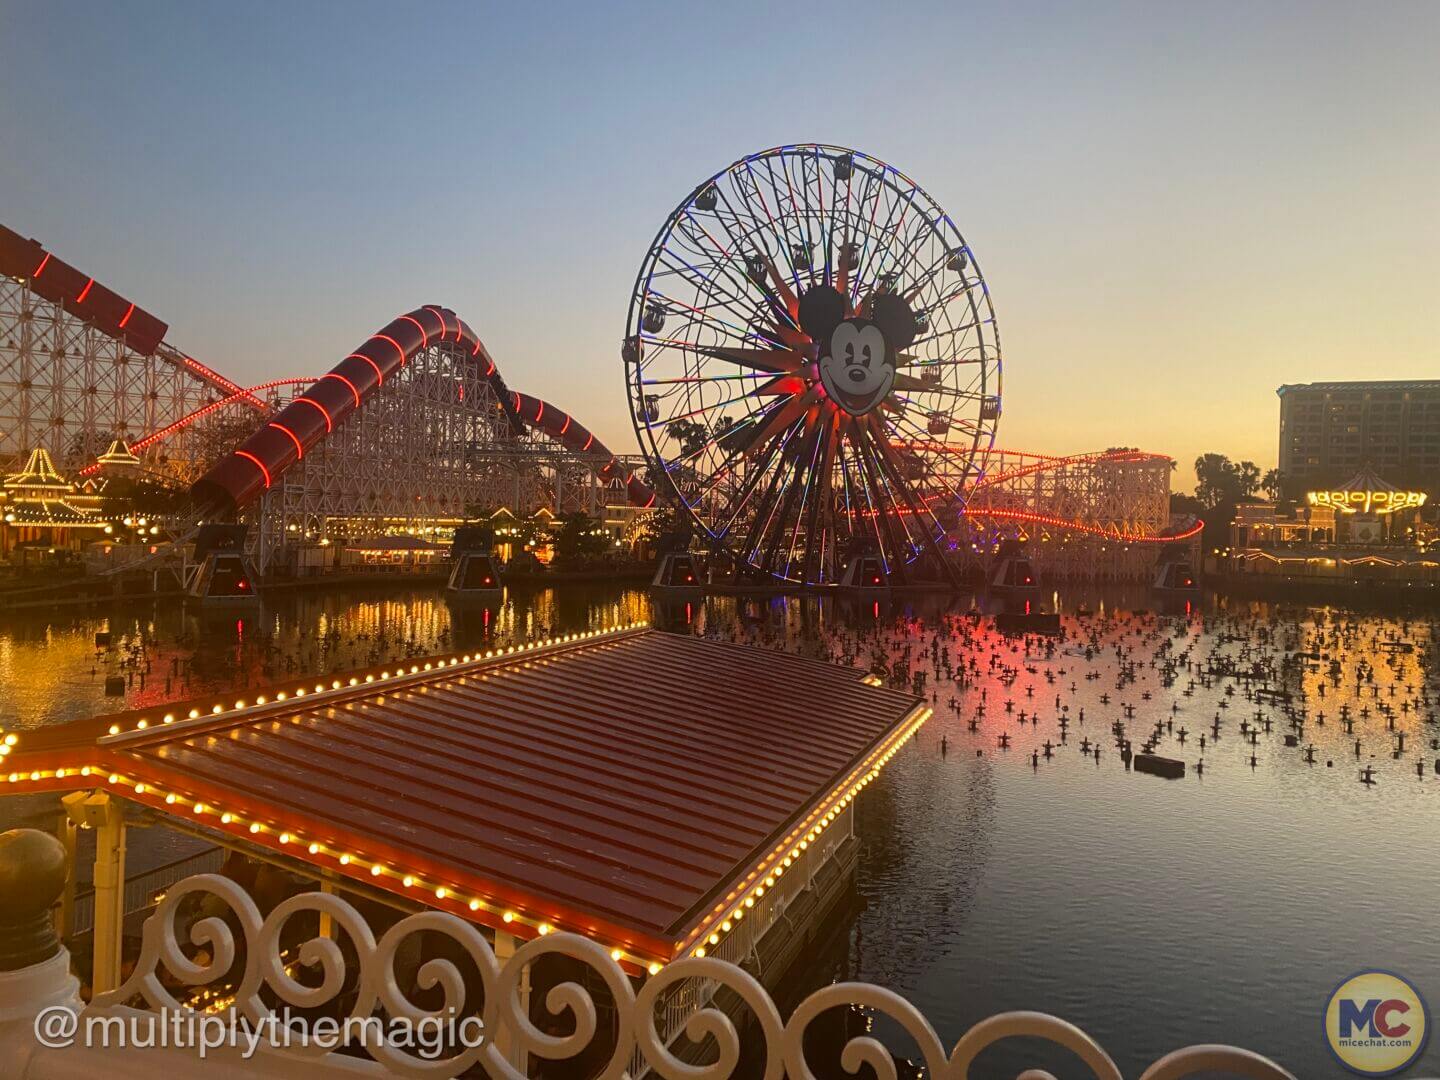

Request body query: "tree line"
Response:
[1191, 454, 1285, 508]
[1175, 454, 1287, 552]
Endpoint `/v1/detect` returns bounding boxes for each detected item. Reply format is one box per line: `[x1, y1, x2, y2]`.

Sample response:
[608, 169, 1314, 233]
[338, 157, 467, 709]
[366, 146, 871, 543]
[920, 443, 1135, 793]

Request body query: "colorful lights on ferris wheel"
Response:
[625, 144, 1001, 587]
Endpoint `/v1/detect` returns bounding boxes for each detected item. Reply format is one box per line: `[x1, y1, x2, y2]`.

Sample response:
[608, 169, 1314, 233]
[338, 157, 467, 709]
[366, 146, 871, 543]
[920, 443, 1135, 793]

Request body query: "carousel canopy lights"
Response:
[96, 438, 142, 468]
[1306, 489, 1427, 515]
[3, 447, 71, 490]
[1305, 465, 1428, 516]
[1, 447, 108, 528]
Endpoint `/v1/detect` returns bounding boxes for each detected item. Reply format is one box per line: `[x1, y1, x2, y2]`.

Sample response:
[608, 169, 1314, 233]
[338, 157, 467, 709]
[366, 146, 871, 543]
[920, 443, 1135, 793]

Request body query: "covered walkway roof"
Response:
[4, 624, 927, 968]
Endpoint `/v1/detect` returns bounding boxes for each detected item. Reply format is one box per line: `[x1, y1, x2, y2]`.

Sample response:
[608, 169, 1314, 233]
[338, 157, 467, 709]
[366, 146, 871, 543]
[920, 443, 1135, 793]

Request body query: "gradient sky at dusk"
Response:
[3, 1, 1436, 489]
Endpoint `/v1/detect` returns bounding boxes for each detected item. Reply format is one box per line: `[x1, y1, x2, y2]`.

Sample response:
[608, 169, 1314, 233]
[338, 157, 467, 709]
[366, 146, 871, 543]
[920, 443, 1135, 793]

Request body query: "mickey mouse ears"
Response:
[797, 285, 846, 344]
[872, 293, 919, 350]
[797, 284, 919, 350]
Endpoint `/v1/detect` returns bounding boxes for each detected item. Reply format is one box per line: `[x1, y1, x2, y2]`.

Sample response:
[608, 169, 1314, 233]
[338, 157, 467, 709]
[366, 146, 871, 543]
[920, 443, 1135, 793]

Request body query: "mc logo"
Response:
[1341, 998, 1413, 1040]
[1325, 970, 1431, 1076]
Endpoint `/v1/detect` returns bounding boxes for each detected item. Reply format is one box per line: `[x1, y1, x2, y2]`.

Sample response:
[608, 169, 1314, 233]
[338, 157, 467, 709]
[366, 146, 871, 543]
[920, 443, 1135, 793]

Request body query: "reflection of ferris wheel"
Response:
[623, 144, 1002, 586]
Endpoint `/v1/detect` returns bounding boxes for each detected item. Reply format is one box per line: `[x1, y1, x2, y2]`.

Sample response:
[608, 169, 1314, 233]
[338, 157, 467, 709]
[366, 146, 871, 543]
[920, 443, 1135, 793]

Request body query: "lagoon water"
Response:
[1, 583, 1435, 1076]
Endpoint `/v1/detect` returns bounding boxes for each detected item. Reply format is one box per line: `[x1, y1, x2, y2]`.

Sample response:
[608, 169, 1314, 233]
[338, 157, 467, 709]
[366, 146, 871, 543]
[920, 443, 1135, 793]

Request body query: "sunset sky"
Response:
[2, 1, 1436, 490]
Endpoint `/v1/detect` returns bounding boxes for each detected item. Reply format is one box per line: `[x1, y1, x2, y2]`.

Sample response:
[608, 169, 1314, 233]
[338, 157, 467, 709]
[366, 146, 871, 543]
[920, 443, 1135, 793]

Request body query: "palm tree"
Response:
[1261, 469, 1285, 501]
[1235, 461, 1262, 498]
[1193, 453, 1236, 507]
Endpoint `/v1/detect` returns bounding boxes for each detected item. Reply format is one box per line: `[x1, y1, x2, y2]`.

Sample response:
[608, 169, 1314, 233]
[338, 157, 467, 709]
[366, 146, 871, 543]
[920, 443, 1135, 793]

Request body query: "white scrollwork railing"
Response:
[70, 845, 225, 936]
[85, 873, 1296, 1080]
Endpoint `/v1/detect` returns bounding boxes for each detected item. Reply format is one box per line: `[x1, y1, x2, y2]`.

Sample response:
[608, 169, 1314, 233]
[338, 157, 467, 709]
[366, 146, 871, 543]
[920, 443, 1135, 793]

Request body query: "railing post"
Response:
[318, 874, 335, 939]
[493, 929, 530, 1074]
[55, 813, 77, 942]
[0, 828, 80, 1058]
[61, 791, 125, 995]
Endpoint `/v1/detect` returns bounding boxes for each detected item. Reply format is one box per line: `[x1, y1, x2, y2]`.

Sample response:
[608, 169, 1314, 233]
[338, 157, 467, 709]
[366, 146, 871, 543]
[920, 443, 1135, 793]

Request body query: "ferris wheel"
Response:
[623, 144, 1001, 586]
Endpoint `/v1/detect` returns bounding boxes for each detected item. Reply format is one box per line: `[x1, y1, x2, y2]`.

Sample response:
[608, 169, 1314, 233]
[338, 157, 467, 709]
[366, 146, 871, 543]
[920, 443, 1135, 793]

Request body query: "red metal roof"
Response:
[5, 627, 923, 965]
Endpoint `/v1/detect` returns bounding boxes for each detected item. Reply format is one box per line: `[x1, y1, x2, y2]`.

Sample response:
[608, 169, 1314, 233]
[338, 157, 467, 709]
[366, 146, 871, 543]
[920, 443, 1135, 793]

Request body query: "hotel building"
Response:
[1277, 379, 1440, 491]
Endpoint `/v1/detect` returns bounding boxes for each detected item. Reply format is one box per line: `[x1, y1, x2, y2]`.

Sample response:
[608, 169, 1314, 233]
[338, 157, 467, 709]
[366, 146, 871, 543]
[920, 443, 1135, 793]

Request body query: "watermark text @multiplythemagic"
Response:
[34, 1004, 489, 1060]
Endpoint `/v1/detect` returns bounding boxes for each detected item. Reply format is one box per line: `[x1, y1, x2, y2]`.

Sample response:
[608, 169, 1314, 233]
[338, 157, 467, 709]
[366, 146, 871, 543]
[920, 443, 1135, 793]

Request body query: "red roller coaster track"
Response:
[1, 223, 260, 406]
[4, 225, 652, 506]
[974, 508, 1203, 544]
[74, 378, 314, 479]
[192, 306, 654, 515]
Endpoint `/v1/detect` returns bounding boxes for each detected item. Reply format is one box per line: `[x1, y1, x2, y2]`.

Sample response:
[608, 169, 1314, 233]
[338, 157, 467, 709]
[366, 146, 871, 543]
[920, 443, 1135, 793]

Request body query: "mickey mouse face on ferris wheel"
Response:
[799, 285, 919, 417]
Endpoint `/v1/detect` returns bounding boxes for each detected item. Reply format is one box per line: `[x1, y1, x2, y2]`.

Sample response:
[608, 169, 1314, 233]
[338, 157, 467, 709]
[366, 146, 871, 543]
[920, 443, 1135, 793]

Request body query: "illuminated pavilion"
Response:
[0, 447, 110, 559]
[1225, 465, 1437, 586]
[0, 623, 929, 999]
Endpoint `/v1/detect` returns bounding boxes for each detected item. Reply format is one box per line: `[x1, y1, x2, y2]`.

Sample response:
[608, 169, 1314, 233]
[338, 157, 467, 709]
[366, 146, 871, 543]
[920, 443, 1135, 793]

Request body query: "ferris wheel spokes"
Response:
[624, 144, 1002, 586]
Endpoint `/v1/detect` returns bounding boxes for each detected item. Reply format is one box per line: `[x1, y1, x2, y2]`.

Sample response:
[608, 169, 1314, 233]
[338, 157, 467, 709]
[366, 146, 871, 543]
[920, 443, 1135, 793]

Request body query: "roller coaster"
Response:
[2, 212, 1196, 584]
[1, 224, 652, 575]
[959, 448, 1201, 580]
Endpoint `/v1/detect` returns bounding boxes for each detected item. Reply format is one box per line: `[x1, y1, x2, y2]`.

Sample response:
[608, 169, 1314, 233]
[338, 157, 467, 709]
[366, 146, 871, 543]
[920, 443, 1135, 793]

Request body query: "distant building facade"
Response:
[1277, 380, 1440, 491]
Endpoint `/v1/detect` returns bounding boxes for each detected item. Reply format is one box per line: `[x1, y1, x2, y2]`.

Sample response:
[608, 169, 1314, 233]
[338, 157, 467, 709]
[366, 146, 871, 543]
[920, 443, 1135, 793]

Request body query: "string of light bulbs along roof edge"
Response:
[673, 702, 931, 960]
[0, 624, 925, 976]
[96, 623, 650, 744]
[21, 761, 658, 969]
[2, 705, 930, 975]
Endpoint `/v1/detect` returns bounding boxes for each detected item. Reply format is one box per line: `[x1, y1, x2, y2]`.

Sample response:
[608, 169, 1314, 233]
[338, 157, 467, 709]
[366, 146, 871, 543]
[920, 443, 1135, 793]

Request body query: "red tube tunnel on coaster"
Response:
[0, 223, 168, 357]
[191, 305, 654, 516]
[509, 390, 654, 509]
